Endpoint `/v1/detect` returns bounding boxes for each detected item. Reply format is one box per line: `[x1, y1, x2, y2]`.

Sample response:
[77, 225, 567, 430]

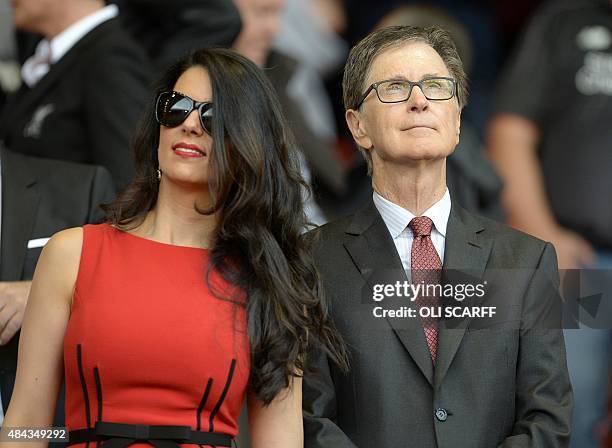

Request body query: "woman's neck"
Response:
[133, 181, 217, 248]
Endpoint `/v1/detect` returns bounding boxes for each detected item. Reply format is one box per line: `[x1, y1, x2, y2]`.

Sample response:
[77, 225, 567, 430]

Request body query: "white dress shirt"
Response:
[21, 4, 119, 87]
[373, 189, 451, 280]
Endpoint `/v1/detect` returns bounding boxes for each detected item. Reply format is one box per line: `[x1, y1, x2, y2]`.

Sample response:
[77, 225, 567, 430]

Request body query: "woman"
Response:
[1, 48, 347, 447]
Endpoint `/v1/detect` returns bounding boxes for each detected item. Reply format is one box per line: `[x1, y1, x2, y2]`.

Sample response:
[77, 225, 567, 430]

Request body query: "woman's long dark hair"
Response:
[103, 48, 348, 404]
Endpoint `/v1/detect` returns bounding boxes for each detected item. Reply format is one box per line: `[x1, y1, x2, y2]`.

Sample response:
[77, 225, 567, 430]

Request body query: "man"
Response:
[487, 2, 612, 446]
[303, 26, 572, 447]
[0, 145, 115, 426]
[0, 0, 150, 188]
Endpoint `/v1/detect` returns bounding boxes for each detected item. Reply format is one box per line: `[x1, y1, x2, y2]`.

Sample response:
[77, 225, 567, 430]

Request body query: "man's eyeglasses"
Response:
[355, 77, 457, 109]
[155, 91, 214, 135]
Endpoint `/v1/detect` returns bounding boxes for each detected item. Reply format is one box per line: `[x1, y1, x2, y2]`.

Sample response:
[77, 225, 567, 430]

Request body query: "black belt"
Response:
[68, 422, 233, 448]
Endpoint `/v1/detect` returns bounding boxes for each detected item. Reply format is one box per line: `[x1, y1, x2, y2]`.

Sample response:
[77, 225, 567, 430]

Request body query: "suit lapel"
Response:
[0, 148, 39, 281]
[6, 20, 117, 133]
[343, 201, 434, 386]
[434, 204, 492, 386]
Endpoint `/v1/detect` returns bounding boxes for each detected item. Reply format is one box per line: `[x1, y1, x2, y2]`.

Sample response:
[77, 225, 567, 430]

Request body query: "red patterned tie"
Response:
[409, 216, 442, 364]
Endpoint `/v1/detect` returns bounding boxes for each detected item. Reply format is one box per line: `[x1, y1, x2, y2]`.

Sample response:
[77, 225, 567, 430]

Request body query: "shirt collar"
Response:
[373, 188, 451, 239]
[47, 4, 118, 63]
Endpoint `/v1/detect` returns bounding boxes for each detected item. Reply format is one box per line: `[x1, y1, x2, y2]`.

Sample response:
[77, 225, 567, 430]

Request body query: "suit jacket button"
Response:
[435, 408, 448, 422]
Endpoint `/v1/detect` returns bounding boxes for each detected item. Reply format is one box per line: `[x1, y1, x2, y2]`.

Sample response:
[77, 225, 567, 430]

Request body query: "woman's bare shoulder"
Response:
[44, 227, 84, 260]
[35, 227, 84, 286]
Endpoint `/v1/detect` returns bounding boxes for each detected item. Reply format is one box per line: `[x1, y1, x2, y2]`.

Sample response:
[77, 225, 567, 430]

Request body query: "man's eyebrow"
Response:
[384, 73, 444, 81]
[384, 73, 450, 81]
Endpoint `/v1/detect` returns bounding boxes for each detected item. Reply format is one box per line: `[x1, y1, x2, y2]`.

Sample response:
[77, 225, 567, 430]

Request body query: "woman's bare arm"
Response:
[0, 228, 82, 448]
[247, 377, 303, 448]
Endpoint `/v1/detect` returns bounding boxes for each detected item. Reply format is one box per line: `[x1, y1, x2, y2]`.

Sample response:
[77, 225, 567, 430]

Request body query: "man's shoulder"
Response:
[36, 19, 150, 85]
[84, 17, 140, 47]
[308, 215, 353, 245]
[4, 150, 113, 195]
[21, 153, 107, 180]
[462, 207, 541, 241]
[313, 215, 353, 235]
[305, 215, 357, 264]
[457, 206, 553, 266]
[3, 150, 114, 231]
[75, 18, 149, 67]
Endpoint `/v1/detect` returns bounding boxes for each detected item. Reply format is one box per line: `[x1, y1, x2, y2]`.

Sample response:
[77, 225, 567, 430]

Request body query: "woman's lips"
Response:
[172, 142, 206, 158]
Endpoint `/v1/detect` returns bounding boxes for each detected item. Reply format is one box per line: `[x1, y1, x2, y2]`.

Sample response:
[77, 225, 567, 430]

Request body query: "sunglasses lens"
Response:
[200, 104, 213, 135]
[156, 92, 192, 127]
[156, 91, 215, 135]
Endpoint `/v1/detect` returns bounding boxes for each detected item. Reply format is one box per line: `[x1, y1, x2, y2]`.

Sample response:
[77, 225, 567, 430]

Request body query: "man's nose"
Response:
[406, 85, 429, 112]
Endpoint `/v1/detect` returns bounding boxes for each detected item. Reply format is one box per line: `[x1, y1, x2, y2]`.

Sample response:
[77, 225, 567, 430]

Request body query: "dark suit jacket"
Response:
[0, 147, 115, 416]
[303, 200, 572, 447]
[0, 18, 150, 188]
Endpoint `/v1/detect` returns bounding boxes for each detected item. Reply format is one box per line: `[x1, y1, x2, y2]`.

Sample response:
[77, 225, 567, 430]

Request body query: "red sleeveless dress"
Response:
[63, 224, 250, 447]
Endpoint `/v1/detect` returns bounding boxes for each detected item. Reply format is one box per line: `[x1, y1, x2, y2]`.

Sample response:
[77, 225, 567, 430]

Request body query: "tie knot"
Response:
[409, 216, 434, 237]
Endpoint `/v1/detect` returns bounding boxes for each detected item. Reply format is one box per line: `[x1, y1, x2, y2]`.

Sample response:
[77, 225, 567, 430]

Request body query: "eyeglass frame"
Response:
[355, 76, 457, 109]
[155, 90, 214, 135]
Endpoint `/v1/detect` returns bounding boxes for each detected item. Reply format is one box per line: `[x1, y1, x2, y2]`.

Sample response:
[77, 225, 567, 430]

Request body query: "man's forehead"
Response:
[365, 42, 449, 84]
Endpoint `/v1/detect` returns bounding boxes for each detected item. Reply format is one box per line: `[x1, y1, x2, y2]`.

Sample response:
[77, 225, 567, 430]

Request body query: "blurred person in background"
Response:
[0, 0, 151, 188]
[0, 0, 21, 113]
[232, 0, 347, 223]
[0, 144, 115, 429]
[487, 0, 612, 446]
[272, 0, 349, 216]
[113, 0, 242, 73]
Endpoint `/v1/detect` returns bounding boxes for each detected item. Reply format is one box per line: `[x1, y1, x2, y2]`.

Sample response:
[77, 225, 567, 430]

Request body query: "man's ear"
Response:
[455, 108, 462, 146]
[346, 108, 373, 150]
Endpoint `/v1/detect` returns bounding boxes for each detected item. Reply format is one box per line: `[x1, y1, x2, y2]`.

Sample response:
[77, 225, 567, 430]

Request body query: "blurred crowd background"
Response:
[0, 0, 611, 447]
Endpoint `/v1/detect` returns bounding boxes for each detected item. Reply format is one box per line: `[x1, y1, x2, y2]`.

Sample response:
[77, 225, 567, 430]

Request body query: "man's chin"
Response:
[381, 149, 450, 164]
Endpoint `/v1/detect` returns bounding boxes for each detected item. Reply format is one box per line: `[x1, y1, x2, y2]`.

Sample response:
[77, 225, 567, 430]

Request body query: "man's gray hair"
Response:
[343, 25, 468, 111]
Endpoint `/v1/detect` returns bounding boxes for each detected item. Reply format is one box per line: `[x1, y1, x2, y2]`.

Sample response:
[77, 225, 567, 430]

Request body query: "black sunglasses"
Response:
[155, 91, 214, 135]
